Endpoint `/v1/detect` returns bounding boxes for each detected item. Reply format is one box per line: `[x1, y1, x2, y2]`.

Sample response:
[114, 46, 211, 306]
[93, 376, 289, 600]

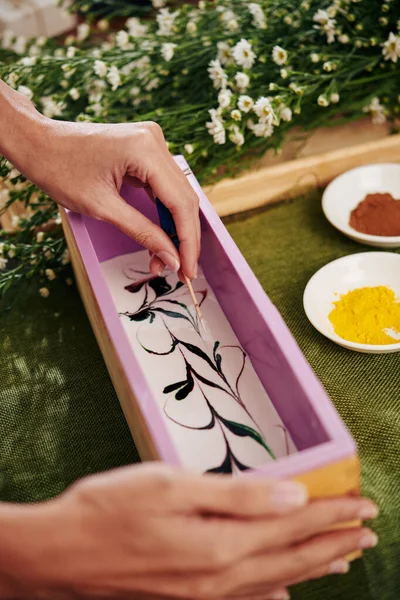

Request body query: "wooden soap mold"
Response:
[60, 153, 362, 487]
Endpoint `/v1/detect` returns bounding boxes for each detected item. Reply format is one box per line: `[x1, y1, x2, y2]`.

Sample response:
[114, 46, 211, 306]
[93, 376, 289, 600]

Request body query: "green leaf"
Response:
[180, 340, 218, 371]
[149, 276, 172, 297]
[218, 416, 276, 460]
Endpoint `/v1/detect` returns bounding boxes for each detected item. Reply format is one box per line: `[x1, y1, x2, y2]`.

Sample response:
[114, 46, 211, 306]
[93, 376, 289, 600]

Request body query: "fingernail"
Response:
[270, 481, 308, 509]
[359, 531, 379, 549]
[269, 591, 290, 600]
[358, 502, 379, 521]
[157, 265, 165, 276]
[329, 559, 350, 574]
[157, 251, 180, 272]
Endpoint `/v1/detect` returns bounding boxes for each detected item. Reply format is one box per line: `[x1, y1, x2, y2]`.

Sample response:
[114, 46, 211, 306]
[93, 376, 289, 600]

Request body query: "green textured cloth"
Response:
[1, 192, 399, 599]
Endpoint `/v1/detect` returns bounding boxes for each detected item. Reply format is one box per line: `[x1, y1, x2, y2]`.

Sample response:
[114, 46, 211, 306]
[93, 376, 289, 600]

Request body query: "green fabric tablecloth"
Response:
[1, 192, 399, 599]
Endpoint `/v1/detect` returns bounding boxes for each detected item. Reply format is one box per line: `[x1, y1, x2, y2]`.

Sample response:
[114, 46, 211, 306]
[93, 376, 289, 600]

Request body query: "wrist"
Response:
[0, 497, 78, 598]
[0, 80, 50, 174]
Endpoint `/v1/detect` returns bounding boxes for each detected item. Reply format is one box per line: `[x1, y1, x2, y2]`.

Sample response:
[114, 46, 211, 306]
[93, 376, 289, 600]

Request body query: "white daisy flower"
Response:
[184, 144, 194, 154]
[156, 8, 179, 37]
[253, 122, 274, 138]
[231, 109, 242, 121]
[6, 72, 19, 88]
[161, 42, 177, 61]
[235, 72, 250, 91]
[311, 53, 320, 63]
[233, 39, 257, 70]
[217, 41, 234, 66]
[107, 66, 121, 91]
[41, 97, 66, 118]
[313, 9, 336, 44]
[208, 59, 228, 89]
[7, 244, 16, 259]
[94, 60, 108, 78]
[36, 231, 45, 243]
[153, 0, 166, 7]
[313, 9, 329, 25]
[272, 46, 288, 66]
[289, 82, 303, 95]
[317, 95, 329, 107]
[339, 34, 350, 44]
[382, 32, 400, 63]
[45, 269, 56, 281]
[363, 97, 386, 124]
[218, 89, 232, 108]
[130, 86, 141, 96]
[17, 85, 33, 100]
[254, 97, 275, 123]
[280, 68, 288, 79]
[187, 21, 197, 34]
[206, 109, 226, 144]
[20, 56, 36, 67]
[323, 61, 334, 72]
[61, 249, 71, 265]
[66, 46, 77, 58]
[126, 18, 148, 37]
[115, 30, 130, 49]
[0, 257, 8, 270]
[229, 125, 245, 146]
[39, 287, 50, 298]
[248, 3, 267, 29]
[69, 88, 80, 100]
[238, 95, 254, 113]
[330, 93, 340, 104]
[220, 10, 239, 32]
[77, 23, 90, 42]
[280, 106, 292, 122]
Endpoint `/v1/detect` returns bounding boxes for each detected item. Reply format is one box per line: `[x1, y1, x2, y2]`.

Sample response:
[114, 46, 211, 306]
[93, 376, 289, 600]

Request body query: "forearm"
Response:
[0, 79, 47, 173]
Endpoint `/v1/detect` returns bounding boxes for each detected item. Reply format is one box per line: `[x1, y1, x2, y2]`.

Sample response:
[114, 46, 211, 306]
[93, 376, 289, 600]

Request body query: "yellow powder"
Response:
[328, 286, 400, 345]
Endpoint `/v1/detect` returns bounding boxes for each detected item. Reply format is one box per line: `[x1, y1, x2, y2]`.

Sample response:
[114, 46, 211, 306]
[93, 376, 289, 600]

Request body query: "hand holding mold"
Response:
[0, 464, 378, 600]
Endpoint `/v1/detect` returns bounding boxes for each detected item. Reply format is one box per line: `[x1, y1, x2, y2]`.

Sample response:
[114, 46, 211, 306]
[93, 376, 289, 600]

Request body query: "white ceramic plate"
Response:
[322, 163, 400, 248]
[303, 252, 400, 353]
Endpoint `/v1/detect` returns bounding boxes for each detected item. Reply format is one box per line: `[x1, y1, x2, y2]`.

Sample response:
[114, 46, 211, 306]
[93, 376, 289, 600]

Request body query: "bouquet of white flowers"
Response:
[0, 0, 399, 298]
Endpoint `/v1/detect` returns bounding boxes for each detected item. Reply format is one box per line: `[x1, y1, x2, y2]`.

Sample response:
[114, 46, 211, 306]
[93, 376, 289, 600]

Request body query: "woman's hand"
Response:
[3, 464, 378, 600]
[0, 81, 200, 280]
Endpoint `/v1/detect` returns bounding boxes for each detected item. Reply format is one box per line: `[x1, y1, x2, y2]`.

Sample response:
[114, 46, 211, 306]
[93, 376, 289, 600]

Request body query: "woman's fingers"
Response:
[225, 496, 378, 555]
[123, 122, 200, 279]
[149, 255, 167, 276]
[220, 527, 377, 595]
[164, 474, 308, 517]
[103, 195, 180, 273]
[147, 152, 200, 280]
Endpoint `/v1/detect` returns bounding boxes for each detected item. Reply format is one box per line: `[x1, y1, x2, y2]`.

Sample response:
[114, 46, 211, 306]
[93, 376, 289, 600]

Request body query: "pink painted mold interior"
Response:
[66, 156, 356, 479]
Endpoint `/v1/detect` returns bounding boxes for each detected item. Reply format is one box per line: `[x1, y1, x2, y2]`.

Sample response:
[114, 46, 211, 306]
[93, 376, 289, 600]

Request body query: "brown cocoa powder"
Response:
[349, 192, 400, 237]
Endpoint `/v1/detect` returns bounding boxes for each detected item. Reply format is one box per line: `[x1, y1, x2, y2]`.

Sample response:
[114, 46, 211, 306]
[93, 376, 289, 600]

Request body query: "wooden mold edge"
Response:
[61, 209, 159, 463]
[204, 134, 400, 217]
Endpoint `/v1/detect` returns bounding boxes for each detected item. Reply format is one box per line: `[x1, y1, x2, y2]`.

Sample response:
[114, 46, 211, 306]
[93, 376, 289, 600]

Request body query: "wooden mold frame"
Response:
[60, 152, 361, 498]
[204, 133, 400, 217]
